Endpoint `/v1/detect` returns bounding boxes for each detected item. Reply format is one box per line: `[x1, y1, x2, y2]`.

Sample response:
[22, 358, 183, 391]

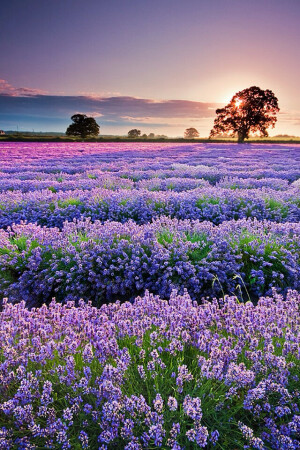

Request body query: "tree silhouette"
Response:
[66, 114, 100, 138]
[210, 86, 279, 143]
[128, 129, 141, 138]
[184, 128, 200, 139]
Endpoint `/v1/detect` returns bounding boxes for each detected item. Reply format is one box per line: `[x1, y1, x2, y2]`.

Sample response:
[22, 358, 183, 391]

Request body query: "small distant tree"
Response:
[66, 114, 100, 138]
[128, 129, 141, 138]
[148, 133, 155, 139]
[210, 86, 279, 143]
[184, 128, 200, 139]
[141, 133, 148, 139]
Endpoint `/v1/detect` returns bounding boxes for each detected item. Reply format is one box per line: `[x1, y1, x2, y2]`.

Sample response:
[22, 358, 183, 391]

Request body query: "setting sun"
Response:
[235, 98, 243, 108]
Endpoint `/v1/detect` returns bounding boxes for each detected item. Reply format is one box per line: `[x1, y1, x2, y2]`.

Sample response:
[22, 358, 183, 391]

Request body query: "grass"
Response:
[57, 198, 84, 208]
[153, 200, 167, 212]
[195, 196, 221, 208]
[229, 230, 292, 293]
[47, 186, 57, 193]
[157, 229, 176, 246]
[118, 198, 130, 206]
[1, 135, 300, 143]
[265, 198, 289, 218]
[184, 232, 212, 263]
[0, 236, 40, 285]
[119, 330, 246, 449]
[2, 314, 298, 449]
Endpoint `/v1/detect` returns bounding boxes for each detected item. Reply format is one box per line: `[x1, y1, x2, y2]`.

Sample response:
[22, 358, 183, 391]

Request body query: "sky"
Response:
[0, 0, 299, 137]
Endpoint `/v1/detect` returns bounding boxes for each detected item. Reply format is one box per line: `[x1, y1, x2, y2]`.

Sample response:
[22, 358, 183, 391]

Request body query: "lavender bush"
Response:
[0, 142, 299, 228]
[0, 186, 300, 229]
[0, 141, 300, 448]
[0, 290, 299, 449]
[0, 217, 299, 307]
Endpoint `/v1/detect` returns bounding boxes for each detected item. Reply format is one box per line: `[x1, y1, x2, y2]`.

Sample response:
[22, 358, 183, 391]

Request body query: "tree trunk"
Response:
[237, 130, 246, 143]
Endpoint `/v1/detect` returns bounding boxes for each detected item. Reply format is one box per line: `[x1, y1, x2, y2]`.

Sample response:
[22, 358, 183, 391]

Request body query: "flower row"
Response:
[0, 174, 295, 193]
[1, 143, 299, 182]
[0, 290, 299, 448]
[1, 217, 299, 307]
[1, 186, 300, 229]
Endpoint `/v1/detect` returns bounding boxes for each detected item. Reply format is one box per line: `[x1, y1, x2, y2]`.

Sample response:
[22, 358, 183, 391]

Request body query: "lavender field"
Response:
[0, 142, 300, 449]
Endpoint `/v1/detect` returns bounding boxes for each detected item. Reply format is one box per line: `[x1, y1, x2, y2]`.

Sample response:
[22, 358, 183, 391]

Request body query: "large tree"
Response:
[128, 129, 141, 138]
[210, 86, 279, 143]
[184, 127, 200, 139]
[66, 114, 100, 138]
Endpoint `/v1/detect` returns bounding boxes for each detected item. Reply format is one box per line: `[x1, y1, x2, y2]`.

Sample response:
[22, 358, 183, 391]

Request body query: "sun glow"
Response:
[235, 98, 243, 108]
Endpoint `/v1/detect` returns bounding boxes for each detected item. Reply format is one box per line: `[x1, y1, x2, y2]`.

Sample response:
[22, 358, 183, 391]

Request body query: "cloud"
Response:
[0, 86, 221, 131]
[278, 110, 300, 125]
[0, 79, 47, 97]
[77, 91, 122, 98]
[75, 111, 104, 118]
[88, 96, 220, 119]
[119, 116, 213, 127]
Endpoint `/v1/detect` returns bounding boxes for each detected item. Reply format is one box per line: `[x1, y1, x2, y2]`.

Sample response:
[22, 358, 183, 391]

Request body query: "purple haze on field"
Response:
[0, 142, 299, 228]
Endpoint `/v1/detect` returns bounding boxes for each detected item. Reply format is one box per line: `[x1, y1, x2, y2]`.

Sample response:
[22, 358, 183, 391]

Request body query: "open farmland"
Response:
[0, 142, 299, 449]
[1, 142, 300, 305]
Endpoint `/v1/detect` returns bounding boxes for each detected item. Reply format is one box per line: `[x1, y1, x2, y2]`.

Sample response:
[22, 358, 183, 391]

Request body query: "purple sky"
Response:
[0, 0, 299, 136]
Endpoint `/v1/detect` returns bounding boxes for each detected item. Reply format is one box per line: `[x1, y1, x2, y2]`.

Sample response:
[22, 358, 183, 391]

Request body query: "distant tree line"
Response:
[65, 118, 170, 139]
[65, 87, 279, 142]
[127, 129, 168, 139]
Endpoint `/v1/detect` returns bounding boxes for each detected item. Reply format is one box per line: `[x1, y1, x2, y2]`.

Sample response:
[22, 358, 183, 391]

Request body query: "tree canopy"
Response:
[210, 86, 279, 142]
[66, 114, 100, 138]
[184, 128, 200, 139]
[128, 129, 141, 138]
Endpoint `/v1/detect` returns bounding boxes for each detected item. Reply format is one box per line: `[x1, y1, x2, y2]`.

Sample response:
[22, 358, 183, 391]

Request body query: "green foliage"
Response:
[184, 232, 212, 263]
[157, 230, 175, 246]
[0, 236, 40, 285]
[229, 229, 292, 292]
[265, 198, 289, 218]
[153, 200, 167, 212]
[47, 186, 57, 193]
[195, 196, 220, 208]
[118, 198, 130, 206]
[167, 183, 175, 190]
[128, 129, 141, 138]
[184, 128, 200, 139]
[58, 198, 84, 208]
[66, 114, 100, 138]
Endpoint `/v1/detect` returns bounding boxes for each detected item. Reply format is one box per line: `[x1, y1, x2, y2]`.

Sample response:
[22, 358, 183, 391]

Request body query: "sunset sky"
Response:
[0, 0, 299, 136]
